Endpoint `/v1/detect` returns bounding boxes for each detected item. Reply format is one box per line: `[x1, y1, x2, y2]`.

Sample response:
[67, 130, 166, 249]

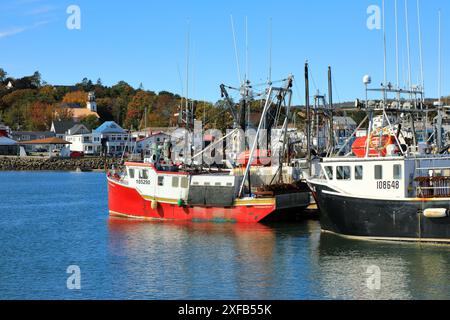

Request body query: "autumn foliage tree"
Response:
[29, 102, 54, 131]
[62, 91, 88, 108]
[124, 91, 156, 129]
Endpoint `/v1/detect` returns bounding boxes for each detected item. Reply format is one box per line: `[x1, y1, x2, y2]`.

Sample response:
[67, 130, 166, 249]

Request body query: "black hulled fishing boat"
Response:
[307, 79, 450, 243]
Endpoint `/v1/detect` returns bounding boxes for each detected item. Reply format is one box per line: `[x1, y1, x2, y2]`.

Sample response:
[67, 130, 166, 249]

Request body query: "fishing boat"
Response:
[307, 2, 450, 243]
[307, 76, 450, 243]
[107, 76, 311, 223]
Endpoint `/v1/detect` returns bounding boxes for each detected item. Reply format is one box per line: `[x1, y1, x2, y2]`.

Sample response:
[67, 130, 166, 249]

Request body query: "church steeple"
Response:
[87, 91, 97, 112]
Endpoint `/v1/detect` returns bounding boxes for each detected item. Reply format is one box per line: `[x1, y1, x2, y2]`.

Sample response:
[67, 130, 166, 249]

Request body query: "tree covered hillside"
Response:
[0, 68, 225, 132]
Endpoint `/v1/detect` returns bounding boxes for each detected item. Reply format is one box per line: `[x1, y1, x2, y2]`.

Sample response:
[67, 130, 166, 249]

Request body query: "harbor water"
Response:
[0, 172, 449, 300]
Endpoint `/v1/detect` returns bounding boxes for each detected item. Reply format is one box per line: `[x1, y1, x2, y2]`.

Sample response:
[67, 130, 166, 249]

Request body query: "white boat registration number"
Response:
[376, 181, 400, 190]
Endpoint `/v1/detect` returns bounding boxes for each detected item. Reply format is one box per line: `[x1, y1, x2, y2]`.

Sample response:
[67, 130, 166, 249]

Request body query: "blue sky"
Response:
[0, 0, 448, 104]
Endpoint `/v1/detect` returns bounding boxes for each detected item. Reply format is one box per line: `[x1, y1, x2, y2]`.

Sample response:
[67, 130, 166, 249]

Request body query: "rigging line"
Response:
[245, 16, 249, 82]
[308, 65, 318, 93]
[417, 0, 425, 96]
[382, 0, 387, 94]
[293, 78, 303, 106]
[268, 17, 272, 85]
[176, 63, 185, 102]
[331, 74, 342, 105]
[186, 20, 190, 108]
[191, 41, 196, 100]
[404, 0, 413, 93]
[202, 105, 235, 126]
[230, 15, 242, 86]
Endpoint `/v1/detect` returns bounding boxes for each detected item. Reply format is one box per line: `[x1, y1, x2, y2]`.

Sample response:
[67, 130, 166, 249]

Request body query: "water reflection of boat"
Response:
[107, 218, 316, 299]
[315, 233, 450, 299]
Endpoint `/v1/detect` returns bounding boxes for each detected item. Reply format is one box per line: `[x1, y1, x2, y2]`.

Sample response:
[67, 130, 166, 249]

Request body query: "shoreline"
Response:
[0, 156, 121, 172]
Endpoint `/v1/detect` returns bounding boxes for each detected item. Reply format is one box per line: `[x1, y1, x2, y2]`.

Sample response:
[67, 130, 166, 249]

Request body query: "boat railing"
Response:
[415, 167, 450, 198]
[107, 169, 128, 185]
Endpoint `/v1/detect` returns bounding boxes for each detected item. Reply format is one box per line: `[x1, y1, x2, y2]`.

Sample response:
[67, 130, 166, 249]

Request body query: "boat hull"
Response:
[108, 178, 283, 223]
[310, 184, 450, 243]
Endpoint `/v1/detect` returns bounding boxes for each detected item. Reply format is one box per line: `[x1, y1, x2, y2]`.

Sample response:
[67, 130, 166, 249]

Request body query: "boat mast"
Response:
[405, 0, 413, 96]
[416, 0, 428, 140]
[186, 20, 190, 131]
[276, 75, 294, 184]
[238, 87, 274, 198]
[364, 75, 372, 158]
[305, 63, 311, 176]
[437, 10, 443, 150]
[328, 66, 334, 155]
[417, 0, 425, 99]
[382, 0, 388, 104]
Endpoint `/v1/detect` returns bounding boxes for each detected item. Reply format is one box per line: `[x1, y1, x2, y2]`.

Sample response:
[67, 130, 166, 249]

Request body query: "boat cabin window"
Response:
[158, 176, 164, 186]
[172, 177, 179, 188]
[375, 165, 383, 180]
[355, 166, 363, 180]
[139, 170, 149, 180]
[337, 166, 351, 180]
[181, 177, 189, 188]
[129, 169, 135, 179]
[393, 165, 402, 180]
[324, 166, 334, 180]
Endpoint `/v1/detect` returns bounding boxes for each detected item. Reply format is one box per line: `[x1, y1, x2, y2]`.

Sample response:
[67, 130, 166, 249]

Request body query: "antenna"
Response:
[404, 0, 412, 92]
[245, 16, 249, 82]
[186, 20, 190, 128]
[439, 10, 442, 105]
[382, 0, 387, 95]
[417, 0, 425, 97]
[177, 63, 185, 123]
[192, 42, 196, 102]
[268, 18, 273, 86]
[230, 15, 242, 85]
[395, 0, 400, 89]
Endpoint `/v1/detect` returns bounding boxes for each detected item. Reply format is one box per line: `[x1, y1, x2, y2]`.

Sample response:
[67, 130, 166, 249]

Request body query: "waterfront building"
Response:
[11, 131, 56, 152]
[65, 132, 102, 156]
[65, 122, 131, 156]
[131, 127, 177, 140]
[135, 132, 171, 153]
[51, 120, 90, 140]
[66, 124, 90, 136]
[0, 136, 19, 156]
[19, 137, 71, 158]
[94, 121, 130, 156]
[51, 120, 77, 139]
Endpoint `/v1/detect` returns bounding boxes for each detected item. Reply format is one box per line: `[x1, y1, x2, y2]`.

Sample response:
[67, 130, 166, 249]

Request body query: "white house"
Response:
[66, 121, 130, 156]
[50, 120, 90, 139]
[65, 133, 102, 155]
[94, 121, 130, 155]
[136, 132, 171, 153]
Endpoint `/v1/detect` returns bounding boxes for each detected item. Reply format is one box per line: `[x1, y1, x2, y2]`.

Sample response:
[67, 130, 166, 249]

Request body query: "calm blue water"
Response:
[0, 172, 449, 300]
